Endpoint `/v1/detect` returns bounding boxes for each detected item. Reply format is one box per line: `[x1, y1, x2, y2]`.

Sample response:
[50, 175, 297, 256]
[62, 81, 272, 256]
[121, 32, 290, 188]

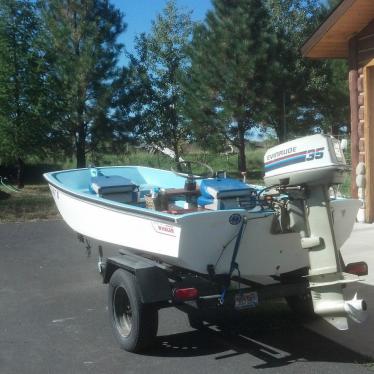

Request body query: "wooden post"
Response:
[348, 37, 359, 199]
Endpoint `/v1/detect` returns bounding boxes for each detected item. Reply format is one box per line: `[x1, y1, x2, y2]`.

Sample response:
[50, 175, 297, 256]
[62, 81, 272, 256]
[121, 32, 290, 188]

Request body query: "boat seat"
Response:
[198, 178, 254, 210]
[91, 175, 138, 203]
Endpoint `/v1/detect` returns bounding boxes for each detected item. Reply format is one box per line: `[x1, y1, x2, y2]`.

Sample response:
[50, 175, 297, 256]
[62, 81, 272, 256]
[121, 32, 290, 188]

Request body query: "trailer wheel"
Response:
[108, 269, 158, 352]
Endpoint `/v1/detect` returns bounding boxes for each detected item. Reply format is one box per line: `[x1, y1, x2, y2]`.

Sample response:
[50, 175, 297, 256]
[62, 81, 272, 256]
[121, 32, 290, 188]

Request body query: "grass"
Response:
[339, 172, 352, 197]
[0, 149, 265, 223]
[0, 184, 59, 223]
[97, 148, 265, 182]
[0, 146, 353, 223]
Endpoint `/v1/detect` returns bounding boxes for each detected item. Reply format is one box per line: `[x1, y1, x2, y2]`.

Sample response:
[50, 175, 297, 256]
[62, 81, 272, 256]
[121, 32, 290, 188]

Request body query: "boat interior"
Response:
[50, 166, 262, 216]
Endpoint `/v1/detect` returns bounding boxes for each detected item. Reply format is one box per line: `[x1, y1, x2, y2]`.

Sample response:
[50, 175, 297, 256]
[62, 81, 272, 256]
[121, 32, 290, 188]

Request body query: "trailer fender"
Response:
[103, 256, 172, 304]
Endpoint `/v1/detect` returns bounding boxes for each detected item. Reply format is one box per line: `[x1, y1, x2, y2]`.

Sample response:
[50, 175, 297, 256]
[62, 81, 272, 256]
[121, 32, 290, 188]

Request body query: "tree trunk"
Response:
[330, 123, 340, 136]
[173, 143, 180, 163]
[75, 80, 86, 168]
[237, 124, 246, 172]
[73, 12, 86, 169]
[16, 157, 25, 189]
[76, 143, 86, 168]
[274, 125, 283, 143]
[281, 90, 287, 142]
[76, 124, 86, 168]
[277, 91, 287, 143]
[173, 142, 182, 172]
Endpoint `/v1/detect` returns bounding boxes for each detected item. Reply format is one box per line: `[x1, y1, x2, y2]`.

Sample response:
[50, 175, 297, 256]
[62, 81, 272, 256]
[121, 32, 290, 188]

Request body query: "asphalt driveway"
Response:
[0, 220, 373, 374]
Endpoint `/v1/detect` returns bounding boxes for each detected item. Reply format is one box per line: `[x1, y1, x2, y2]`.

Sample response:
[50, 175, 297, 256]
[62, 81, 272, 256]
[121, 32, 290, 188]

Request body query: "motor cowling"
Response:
[264, 134, 347, 187]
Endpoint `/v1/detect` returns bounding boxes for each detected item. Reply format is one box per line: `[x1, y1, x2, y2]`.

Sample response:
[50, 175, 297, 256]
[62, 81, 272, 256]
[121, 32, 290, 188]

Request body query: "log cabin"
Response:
[302, 0, 374, 223]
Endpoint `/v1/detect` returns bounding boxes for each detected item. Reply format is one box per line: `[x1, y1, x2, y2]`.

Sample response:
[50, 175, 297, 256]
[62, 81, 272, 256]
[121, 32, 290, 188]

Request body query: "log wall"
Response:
[349, 20, 374, 222]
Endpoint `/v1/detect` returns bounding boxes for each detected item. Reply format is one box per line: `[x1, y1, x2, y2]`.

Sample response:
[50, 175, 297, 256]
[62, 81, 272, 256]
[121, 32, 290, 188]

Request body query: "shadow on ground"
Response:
[145, 286, 373, 370]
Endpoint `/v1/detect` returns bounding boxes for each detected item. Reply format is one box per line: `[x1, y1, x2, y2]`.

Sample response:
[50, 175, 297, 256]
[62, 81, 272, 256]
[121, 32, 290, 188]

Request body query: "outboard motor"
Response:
[264, 134, 367, 330]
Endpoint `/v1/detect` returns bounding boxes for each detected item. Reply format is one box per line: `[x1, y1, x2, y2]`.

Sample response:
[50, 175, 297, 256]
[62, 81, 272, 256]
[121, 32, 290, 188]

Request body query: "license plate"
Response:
[234, 291, 258, 310]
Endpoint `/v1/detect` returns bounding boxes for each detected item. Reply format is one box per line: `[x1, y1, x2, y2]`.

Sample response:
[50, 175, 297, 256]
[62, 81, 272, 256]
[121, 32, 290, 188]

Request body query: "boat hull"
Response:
[49, 184, 181, 258]
[48, 183, 359, 281]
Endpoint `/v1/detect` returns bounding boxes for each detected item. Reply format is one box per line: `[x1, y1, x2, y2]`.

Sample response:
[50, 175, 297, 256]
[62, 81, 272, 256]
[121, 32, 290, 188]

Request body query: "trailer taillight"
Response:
[345, 262, 368, 276]
[173, 287, 198, 301]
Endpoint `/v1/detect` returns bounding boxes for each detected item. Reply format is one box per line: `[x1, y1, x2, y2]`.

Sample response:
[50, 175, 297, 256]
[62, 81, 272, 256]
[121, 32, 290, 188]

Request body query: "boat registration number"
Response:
[234, 291, 258, 310]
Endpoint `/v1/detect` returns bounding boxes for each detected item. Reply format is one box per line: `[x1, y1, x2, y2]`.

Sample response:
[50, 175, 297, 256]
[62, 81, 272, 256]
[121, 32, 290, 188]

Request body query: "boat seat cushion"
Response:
[91, 175, 138, 195]
[199, 178, 252, 199]
[197, 195, 214, 207]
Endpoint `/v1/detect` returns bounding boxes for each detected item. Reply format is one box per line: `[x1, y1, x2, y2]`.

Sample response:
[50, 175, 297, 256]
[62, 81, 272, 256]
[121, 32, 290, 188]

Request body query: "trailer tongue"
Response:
[264, 134, 367, 329]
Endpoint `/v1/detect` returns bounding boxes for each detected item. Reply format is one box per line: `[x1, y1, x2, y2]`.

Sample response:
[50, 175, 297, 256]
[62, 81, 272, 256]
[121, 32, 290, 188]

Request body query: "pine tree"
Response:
[0, 0, 49, 187]
[282, 0, 350, 137]
[40, 0, 125, 167]
[314, 0, 350, 136]
[120, 1, 193, 164]
[185, 0, 275, 172]
[261, 0, 348, 140]
[264, 0, 322, 141]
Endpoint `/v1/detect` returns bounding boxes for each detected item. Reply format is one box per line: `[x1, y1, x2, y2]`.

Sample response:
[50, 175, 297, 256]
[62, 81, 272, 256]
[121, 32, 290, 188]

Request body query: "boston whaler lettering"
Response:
[44, 134, 368, 352]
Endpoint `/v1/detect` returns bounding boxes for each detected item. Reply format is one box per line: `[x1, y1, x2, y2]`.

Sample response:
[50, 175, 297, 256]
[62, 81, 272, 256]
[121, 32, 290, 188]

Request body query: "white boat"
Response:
[44, 165, 357, 280]
[44, 134, 367, 332]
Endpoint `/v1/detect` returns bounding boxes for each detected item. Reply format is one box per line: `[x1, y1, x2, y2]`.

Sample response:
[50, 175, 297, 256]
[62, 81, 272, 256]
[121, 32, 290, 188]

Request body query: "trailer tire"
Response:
[108, 269, 158, 352]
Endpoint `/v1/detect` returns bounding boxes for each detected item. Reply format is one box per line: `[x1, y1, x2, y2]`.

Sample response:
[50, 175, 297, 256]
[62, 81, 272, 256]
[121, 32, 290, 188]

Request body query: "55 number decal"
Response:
[305, 147, 324, 161]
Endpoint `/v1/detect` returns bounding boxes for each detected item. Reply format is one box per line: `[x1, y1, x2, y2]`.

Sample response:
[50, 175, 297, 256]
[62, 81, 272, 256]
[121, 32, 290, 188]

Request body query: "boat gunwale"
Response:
[43, 166, 255, 223]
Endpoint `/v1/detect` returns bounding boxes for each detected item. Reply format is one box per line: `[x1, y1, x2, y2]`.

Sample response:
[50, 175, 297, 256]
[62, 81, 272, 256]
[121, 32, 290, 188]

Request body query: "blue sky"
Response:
[111, 0, 212, 65]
